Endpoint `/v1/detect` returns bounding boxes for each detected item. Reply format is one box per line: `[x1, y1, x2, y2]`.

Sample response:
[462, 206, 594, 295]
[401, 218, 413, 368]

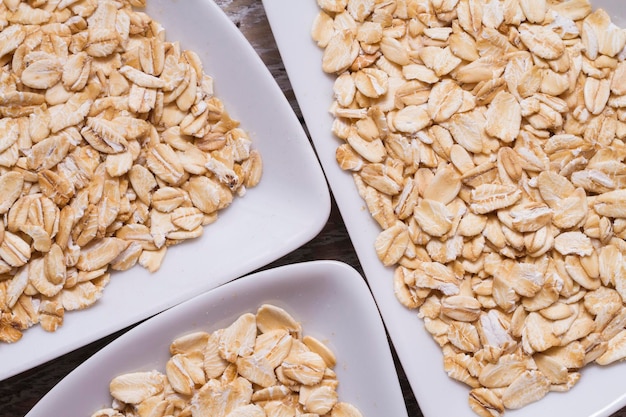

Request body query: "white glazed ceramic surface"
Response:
[25, 261, 408, 417]
[1, 0, 331, 381]
[261, 1, 626, 416]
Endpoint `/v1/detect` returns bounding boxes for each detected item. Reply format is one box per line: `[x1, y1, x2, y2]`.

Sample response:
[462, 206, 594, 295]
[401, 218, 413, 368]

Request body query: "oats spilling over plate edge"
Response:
[0, 0, 263, 343]
[314, 0, 626, 415]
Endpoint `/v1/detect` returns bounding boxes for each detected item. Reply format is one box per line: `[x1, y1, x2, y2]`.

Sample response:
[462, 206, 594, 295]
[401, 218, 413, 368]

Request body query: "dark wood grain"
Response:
[2, 2, 626, 417]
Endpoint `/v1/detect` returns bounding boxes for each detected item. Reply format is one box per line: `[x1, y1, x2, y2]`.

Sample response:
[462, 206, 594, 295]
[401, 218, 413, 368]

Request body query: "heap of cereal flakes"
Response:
[92, 305, 363, 417]
[0, 0, 262, 343]
[314, 0, 626, 415]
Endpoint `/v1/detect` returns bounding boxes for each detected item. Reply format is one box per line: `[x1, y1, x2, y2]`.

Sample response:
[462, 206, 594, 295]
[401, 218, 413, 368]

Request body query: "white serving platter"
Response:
[261, 1, 626, 416]
[0, 0, 330, 381]
[25, 261, 408, 417]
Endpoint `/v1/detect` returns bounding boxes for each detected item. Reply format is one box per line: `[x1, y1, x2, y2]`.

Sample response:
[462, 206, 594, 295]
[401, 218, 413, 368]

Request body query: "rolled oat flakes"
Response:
[314, 0, 626, 415]
[0, 0, 262, 342]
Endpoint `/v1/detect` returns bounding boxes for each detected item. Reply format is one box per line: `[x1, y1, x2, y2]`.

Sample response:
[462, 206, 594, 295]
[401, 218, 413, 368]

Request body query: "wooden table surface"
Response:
[1, 1, 626, 417]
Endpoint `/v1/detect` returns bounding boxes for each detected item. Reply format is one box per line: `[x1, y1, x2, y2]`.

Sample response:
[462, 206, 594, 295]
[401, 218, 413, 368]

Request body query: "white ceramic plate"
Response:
[1, 0, 330, 381]
[25, 261, 408, 417]
[262, 1, 626, 416]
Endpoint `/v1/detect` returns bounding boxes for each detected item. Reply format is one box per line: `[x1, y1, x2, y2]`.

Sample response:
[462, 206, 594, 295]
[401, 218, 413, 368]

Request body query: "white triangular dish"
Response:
[26, 261, 408, 417]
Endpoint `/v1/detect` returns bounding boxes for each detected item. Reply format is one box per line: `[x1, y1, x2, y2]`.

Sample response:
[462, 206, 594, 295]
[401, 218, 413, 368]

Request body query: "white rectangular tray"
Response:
[261, 1, 626, 416]
[1, 0, 330, 381]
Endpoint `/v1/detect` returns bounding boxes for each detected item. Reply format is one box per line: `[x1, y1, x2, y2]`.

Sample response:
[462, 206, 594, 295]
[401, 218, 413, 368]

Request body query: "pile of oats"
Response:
[314, 0, 626, 415]
[92, 304, 363, 417]
[0, 0, 262, 343]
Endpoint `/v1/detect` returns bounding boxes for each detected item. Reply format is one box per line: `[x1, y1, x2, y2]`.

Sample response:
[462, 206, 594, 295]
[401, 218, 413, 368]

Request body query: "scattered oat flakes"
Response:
[314, 0, 626, 415]
[0, 0, 263, 343]
[91, 304, 363, 417]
